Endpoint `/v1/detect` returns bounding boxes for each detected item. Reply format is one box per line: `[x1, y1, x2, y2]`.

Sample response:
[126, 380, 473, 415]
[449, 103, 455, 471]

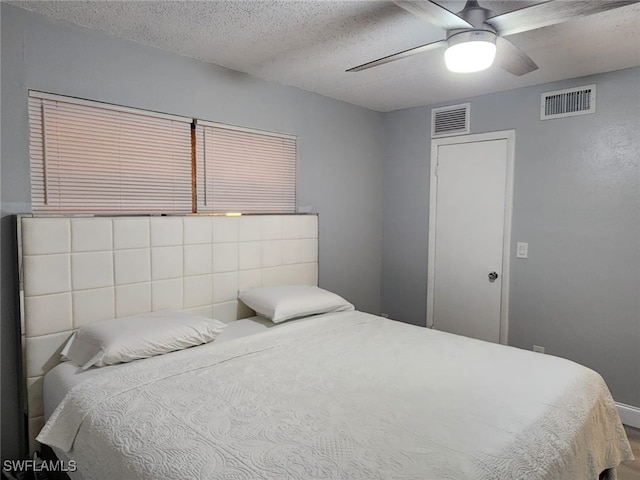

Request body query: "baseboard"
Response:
[616, 402, 640, 429]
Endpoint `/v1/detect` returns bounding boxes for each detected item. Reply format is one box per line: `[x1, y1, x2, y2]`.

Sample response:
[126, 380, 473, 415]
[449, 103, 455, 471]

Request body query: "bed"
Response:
[17, 215, 633, 480]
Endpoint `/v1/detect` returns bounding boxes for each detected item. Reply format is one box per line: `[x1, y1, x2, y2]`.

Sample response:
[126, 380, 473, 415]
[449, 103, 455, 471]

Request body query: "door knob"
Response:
[488, 271, 499, 282]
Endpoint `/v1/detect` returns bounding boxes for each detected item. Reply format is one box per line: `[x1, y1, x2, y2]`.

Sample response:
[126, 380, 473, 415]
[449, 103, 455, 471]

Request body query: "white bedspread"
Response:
[38, 311, 632, 480]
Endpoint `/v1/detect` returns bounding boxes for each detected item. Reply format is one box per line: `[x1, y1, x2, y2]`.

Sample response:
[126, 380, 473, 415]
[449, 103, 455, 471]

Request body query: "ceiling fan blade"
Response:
[487, 0, 640, 37]
[495, 37, 538, 76]
[346, 39, 447, 72]
[394, 1, 473, 30]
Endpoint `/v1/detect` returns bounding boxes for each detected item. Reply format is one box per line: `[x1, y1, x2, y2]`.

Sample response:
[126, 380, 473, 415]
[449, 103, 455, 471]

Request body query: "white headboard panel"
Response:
[17, 214, 318, 453]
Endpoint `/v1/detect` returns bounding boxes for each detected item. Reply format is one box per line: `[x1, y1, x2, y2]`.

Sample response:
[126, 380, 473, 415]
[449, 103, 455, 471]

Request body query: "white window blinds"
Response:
[196, 121, 297, 214]
[29, 92, 193, 214]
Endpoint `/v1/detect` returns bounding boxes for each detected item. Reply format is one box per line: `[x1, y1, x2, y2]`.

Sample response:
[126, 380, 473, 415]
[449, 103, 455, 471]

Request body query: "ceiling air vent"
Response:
[432, 103, 470, 138]
[541, 84, 596, 120]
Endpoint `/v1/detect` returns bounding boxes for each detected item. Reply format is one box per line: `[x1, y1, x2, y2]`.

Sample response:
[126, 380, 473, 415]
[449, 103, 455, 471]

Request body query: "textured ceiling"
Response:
[8, 0, 640, 112]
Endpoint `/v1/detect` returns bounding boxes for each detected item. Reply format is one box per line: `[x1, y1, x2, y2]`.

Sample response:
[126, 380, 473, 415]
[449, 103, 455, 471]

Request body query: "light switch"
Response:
[516, 242, 528, 259]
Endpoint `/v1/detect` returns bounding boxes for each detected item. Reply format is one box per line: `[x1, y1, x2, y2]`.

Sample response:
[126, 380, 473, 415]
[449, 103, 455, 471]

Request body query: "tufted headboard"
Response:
[17, 214, 319, 453]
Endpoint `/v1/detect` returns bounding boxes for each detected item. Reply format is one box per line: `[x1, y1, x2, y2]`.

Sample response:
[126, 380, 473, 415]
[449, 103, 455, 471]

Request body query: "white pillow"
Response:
[238, 285, 354, 324]
[61, 311, 227, 369]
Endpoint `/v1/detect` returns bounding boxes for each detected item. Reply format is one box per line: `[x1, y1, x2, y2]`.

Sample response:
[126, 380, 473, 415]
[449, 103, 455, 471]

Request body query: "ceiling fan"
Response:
[347, 0, 639, 75]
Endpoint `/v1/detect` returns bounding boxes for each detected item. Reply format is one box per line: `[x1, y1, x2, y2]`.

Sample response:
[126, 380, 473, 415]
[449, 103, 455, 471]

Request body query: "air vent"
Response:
[541, 84, 596, 120]
[432, 103, 470, 138]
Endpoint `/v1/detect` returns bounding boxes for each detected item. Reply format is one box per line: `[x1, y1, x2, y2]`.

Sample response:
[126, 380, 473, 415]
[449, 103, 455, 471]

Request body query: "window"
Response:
[28, 92, 297, 215]
[196, 121, 297, 214]
[29, 92, 193, 214]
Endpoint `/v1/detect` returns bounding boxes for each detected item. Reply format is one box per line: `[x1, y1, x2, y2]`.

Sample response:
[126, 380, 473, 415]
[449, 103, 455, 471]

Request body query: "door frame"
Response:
[426, 130, 515, 345]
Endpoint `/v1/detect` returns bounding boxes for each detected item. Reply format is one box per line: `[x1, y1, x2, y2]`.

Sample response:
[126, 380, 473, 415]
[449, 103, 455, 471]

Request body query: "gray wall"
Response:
[0, 4, 384, 460]
[381, 67, 640, 407]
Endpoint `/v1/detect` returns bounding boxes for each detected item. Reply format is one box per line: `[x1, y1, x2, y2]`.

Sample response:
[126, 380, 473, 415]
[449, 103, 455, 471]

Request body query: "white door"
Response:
[427, 131, 514, 344]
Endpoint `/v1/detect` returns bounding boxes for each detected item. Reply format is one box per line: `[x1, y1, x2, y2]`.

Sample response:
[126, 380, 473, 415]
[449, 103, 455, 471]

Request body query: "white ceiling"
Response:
[8, 0, 640, 112]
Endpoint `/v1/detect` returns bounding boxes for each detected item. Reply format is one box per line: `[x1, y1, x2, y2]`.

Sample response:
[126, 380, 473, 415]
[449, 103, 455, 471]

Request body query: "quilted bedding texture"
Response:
[38, 311, 632, 480]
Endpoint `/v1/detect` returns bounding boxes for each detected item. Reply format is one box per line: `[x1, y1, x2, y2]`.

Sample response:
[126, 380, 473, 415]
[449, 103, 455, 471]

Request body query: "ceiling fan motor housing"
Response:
[448, 0, 496, 38]
[446, 29, 497, 48]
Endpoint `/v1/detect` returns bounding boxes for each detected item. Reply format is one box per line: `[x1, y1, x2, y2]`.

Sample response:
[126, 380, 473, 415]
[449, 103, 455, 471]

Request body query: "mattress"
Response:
[39, 311, 633, 480]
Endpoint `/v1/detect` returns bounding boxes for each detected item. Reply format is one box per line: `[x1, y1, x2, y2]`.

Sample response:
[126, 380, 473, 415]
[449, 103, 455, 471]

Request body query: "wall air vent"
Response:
[432, 103, 470, 138]
[541, 84, 596, 120]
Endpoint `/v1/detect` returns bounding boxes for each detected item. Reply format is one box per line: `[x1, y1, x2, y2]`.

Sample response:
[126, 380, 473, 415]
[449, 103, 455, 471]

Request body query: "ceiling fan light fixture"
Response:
[445, 30, 497, 73]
